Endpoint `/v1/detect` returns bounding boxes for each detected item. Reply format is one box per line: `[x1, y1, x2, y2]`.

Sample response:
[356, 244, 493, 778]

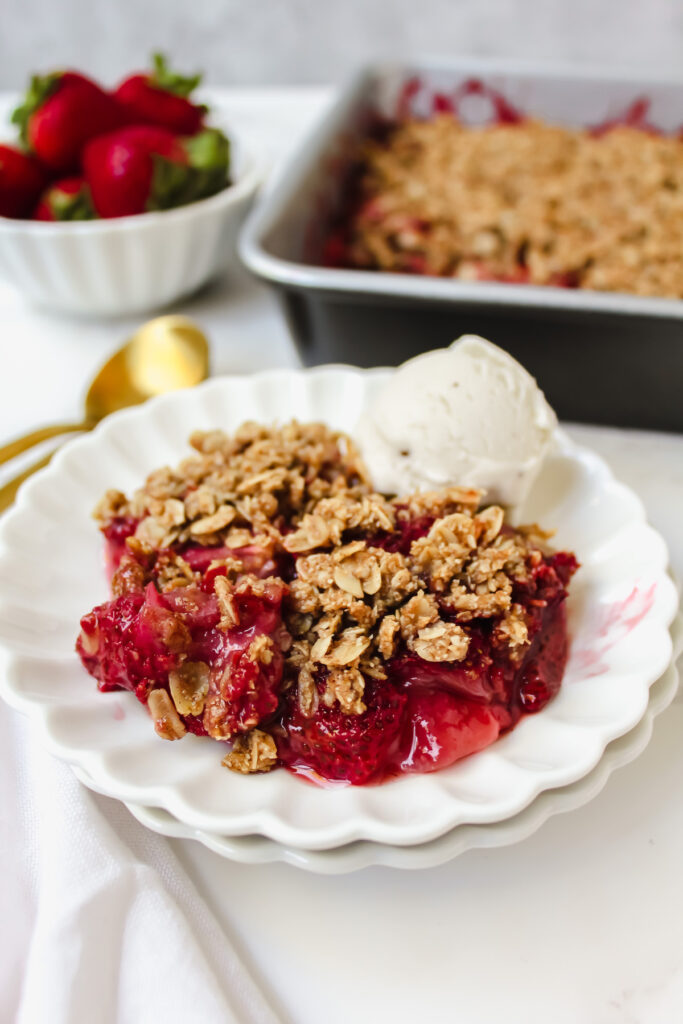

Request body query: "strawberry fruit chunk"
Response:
[77, 572, 288, 739]
[12, 71, 127, 173]
[278, 676, 407, 785]
[77, 589, 176, 696]
[0, 144, 47, 218]
[192, 577, 287, 739]
[83, 124, 230, 218]
[398, 690, 502, 774]
[114, 52, 207, 136]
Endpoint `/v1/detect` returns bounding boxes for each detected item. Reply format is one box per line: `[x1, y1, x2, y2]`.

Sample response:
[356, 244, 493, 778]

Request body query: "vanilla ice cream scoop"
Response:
[356, 335, 557, 508]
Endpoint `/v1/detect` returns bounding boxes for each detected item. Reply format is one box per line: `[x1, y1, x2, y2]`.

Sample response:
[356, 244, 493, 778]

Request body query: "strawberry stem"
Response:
[151, 53, 201, 98]
[184, 128, 230, 171]
[148, 129, 230, 211]
[148, 155, 194, 211]
[183, 128, 231, 197]
[51, 183, 97, 221]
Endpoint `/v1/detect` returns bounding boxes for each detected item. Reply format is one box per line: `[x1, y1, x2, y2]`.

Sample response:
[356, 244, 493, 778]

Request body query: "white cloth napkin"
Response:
[0, 703, 282, 1024]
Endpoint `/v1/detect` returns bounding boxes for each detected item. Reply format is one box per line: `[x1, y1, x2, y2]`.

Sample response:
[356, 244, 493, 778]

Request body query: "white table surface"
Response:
[2, 87, 683, 1024]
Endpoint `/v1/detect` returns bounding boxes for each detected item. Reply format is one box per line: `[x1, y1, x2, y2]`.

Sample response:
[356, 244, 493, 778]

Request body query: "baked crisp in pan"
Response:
[325, 114, 683, 298]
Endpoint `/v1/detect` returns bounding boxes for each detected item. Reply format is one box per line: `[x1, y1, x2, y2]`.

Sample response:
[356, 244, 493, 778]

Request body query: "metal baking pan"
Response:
[239, 58, 683, 430]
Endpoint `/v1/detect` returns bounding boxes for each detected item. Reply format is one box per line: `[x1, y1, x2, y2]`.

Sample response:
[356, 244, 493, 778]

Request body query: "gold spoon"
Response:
[0, 315, 209, 512]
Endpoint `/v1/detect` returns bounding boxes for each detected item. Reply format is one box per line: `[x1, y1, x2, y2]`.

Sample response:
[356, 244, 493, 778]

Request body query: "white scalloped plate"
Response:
[0, 368, 678, 850]
[81, 615, 682, 872]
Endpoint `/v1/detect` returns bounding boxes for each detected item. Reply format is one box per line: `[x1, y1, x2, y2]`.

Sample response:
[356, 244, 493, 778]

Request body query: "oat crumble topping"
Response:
[168, 661, 210, 716]
[333, 116, 683, 298]
[147, 688, 186, 740]
[222, 729, 278, 774]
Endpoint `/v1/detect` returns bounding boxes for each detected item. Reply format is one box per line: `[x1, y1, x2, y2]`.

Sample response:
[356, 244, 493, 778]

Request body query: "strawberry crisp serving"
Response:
[77, 421, 577, 786]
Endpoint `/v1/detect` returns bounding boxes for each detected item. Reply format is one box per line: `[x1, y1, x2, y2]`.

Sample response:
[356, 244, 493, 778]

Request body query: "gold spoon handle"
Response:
[0, 450, 57, 514]
[0, 422, 89, 466]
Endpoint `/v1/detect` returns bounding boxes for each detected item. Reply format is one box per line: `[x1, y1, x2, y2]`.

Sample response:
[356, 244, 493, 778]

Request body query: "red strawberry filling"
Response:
[102, 515, 139, 575]
[78, 524, 575, 786]
[78, 550, 287, 742]
[276, 555, 573, 784]
[398, 692, 503, 774]
[278, 675, 408, 786]
[76, 422, 577, 787]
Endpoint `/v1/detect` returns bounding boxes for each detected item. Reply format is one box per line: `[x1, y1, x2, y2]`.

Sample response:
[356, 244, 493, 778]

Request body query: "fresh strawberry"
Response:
[114, 53, 207, 136]
[83, 124, 230, 218]
[0, 144, 47, 218]
[33, 176, 96, 221]
[84, 126, 185, 217]
[12, 71, 127, 173]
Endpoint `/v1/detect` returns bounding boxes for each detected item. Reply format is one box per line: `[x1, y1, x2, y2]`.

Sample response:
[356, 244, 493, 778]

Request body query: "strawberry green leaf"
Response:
[51, 184, 97, 221]
[148, 129, 230, 211]
[148, 154, 195, 211]
[184, 127, 229, 170]
[11, 73, 61, 146]
[183, 128, 231, 197]
[151, 53, 202, 99]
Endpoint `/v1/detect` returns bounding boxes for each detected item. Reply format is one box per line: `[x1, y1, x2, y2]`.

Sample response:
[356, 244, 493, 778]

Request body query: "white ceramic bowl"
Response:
[0, 368, 677, 851]
[0, 140, 260, 316]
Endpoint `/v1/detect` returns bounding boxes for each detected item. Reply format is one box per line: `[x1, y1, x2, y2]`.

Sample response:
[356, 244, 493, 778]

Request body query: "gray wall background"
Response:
[2, 0, 682, 89]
